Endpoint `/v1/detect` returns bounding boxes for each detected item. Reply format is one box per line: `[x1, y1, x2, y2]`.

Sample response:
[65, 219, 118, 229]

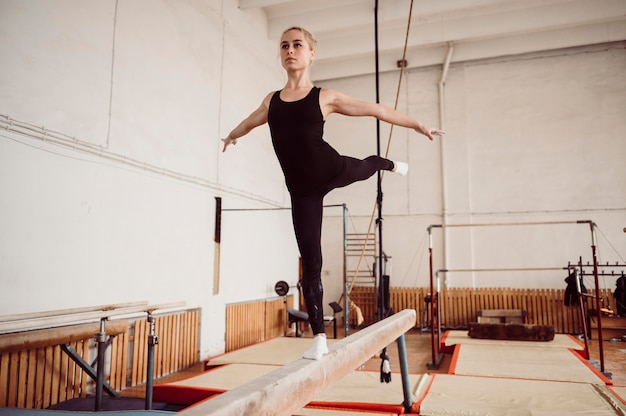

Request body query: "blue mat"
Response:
[47, 397, 178, 412]
[1, 397, 177, 415]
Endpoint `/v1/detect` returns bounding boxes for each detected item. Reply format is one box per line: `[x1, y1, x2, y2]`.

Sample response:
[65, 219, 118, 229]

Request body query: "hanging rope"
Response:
[343, 0, 415, 299]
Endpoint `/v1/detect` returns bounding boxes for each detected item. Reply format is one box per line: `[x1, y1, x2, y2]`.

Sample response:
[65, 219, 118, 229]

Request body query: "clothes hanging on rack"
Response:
[564, 270, 587, 306]
[614, 272, 626, 315]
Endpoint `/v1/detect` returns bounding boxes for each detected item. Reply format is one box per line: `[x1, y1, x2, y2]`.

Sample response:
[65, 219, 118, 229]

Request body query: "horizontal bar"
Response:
[223, 204, 345, 212]
[438, 267, 566, 273]
[181, 309, 417, 416]
[428, 220, 591, 229]
[222, 207, 290, 211]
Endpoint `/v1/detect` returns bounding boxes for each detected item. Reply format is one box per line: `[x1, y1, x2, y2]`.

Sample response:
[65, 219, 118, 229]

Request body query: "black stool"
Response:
[324, 301, 343, 339]
[286, 307, 309, 337]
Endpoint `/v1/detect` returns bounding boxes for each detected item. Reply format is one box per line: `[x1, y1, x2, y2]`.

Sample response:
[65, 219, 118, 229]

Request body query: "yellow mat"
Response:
[158, 363, 417, 414]
[451, 343, 608, 384]
[168, 363, 277, 390]
[310, 370, 421, 405]
[444, 330, 584, 350]
[610, 386, 626, 404]
[419, 374, 626, 416]
[207, 337, 338, 366]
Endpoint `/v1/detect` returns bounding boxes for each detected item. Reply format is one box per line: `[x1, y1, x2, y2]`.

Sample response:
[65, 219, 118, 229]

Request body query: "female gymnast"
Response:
[222, 27, 444, 360]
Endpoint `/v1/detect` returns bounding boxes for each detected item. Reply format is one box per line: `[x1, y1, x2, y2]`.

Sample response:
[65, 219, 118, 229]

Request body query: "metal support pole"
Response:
[344, 282, 350, 337]
[374, 0, 385, 325]
[213, 196, 222, 295]
[396, 334, 412, 414]
[343, 203, 349, 337]
[588, 222, 605, 372]
[574, 264, 590, 359]
[94, 318, 107, 411]
[427, 226, 443, 369]
[61, 344, 119, 398]
[428, 226, 436, 366]
[145, 312, 158, 410]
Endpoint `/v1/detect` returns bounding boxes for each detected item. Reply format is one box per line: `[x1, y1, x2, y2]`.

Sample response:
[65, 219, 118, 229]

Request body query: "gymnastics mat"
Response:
[450, 343, 611, 384]
[610, 386, 626, 405]
[206, 337, 338, 366]
[154, 363, 420, 414]
[305, 370, 422, 414]
[418, 374, 626, 415]
[153, 363, 277, 405]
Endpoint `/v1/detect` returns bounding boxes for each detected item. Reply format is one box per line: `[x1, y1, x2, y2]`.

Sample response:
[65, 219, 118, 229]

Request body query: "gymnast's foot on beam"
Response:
[392, 161, 408, 176]
[303, 334, 328, 360]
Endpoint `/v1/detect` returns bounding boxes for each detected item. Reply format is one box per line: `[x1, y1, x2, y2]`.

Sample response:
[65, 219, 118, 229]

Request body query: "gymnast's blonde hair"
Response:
[281, 27, 317, 51]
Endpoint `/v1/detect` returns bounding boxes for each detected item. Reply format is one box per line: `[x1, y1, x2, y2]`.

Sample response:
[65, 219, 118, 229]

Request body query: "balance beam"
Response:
[181, 309, 416, 416]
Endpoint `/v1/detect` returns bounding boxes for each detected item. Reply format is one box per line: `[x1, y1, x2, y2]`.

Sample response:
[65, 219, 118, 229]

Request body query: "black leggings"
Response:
[291, 156, 394, 334]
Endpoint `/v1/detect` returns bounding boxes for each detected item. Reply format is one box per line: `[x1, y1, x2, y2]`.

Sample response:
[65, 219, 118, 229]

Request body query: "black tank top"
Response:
[268, 87, 344, 196]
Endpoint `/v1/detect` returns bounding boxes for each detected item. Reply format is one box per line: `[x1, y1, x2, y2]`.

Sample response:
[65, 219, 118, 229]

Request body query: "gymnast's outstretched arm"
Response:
[320, 88, 445, 141]
[221, 92, 273, 152]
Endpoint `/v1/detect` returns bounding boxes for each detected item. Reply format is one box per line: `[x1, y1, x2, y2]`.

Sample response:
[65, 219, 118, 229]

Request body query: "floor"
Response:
[121, 326, 626, 401]
[361, 330, 626, 386]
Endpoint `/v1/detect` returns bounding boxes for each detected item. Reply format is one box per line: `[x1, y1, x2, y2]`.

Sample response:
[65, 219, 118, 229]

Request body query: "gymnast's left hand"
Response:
[221, 137, 237, 152]
[416, 125, 445, 141]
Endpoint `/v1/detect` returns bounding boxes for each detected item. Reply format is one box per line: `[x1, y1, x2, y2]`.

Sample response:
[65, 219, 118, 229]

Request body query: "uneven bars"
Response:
[426, 219, 594, 369]
[222, 204, 347, 212]
[181, 309, 417, 416]
[438, 267, 566, 273]
[428, 219, 591, 229]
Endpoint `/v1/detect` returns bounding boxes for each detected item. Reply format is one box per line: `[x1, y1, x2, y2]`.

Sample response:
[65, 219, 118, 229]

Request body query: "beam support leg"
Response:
[396, 333, 412, 414]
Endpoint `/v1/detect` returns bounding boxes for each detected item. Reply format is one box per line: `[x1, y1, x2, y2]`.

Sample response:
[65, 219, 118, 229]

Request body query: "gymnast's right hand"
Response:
[221, 136, 237, 152]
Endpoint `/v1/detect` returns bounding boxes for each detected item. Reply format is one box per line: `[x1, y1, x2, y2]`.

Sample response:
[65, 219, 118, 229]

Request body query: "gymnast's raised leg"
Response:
[293, 155, 406, 360]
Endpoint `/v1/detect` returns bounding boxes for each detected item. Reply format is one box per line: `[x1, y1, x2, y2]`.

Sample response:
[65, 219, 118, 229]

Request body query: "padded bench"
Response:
[477, 309, 527, 324]
[287, 302, 343, 338]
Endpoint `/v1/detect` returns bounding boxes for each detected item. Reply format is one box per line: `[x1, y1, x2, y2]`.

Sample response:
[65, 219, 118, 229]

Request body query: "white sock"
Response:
[392, 161, 408, 176]
[303, 335, 328, 360]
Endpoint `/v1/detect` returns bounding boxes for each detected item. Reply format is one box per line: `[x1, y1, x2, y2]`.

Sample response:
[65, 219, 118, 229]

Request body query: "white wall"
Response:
[318, 44, 626, 305]
[1, 0, 624, 359]
[0, 0, 299, 359]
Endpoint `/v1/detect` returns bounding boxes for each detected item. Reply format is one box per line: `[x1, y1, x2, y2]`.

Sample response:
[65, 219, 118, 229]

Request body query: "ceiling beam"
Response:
[238, 0, 291, 9]
[311, 22, 626, 81]
[239, 0, 626, 80]
[309, 0, 626, 60]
